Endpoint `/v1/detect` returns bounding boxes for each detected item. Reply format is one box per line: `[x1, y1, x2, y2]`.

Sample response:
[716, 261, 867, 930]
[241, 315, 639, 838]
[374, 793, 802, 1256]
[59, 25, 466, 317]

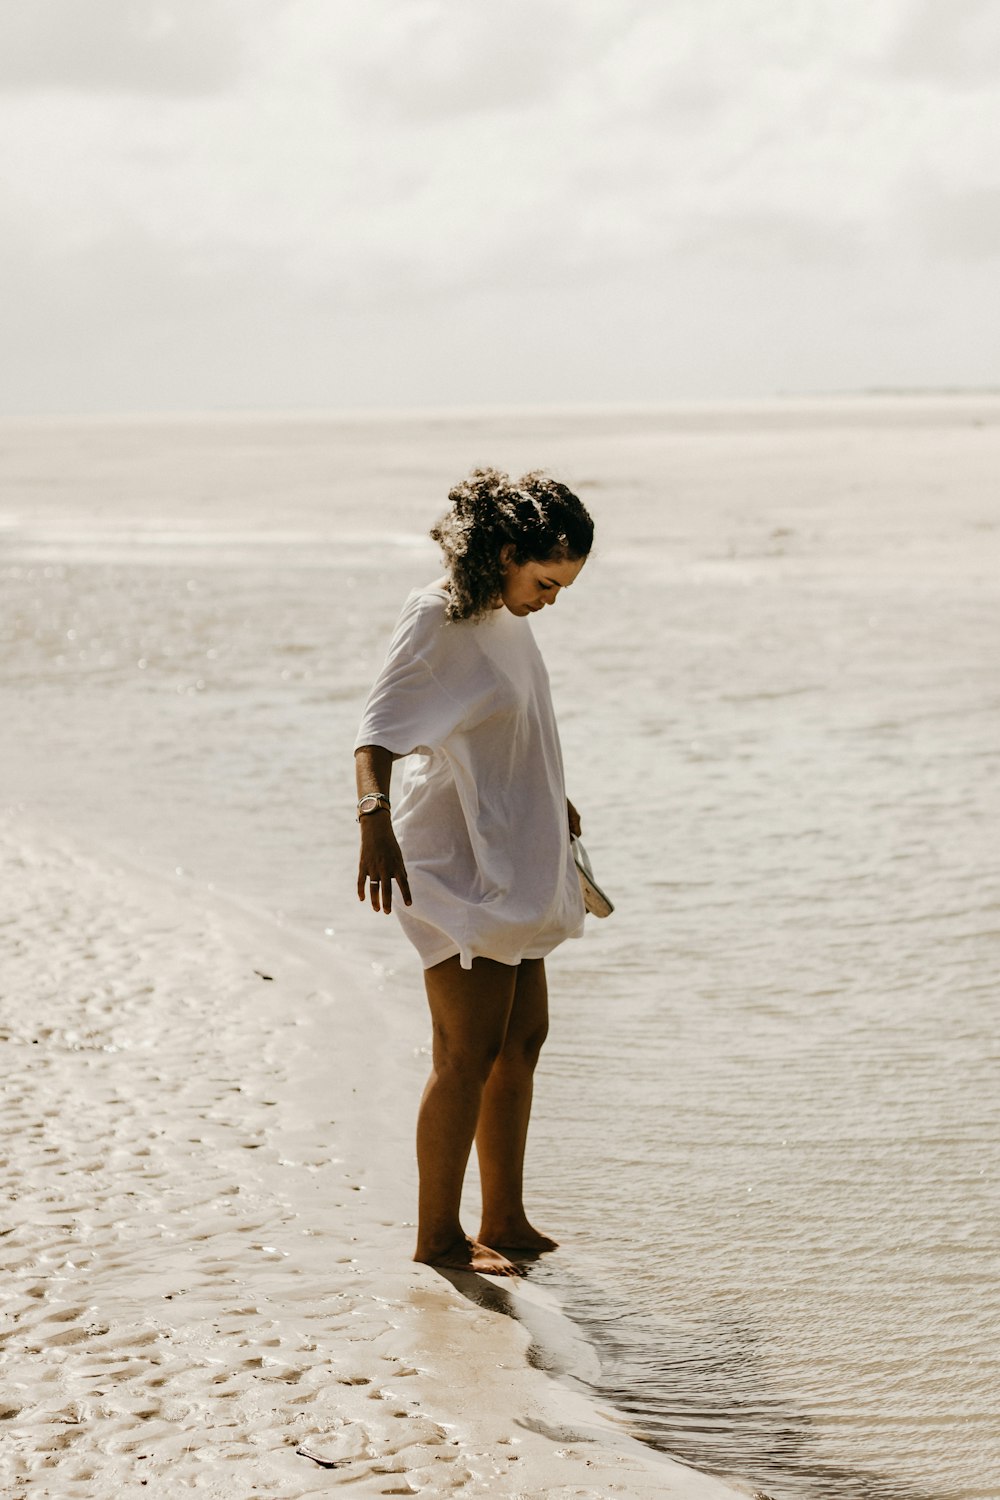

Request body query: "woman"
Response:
[354, 467, 593, 1277]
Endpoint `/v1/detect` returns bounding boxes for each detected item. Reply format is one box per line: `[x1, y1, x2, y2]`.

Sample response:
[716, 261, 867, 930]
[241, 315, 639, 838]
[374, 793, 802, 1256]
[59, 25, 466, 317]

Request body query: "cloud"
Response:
[0, 2, 931, 295]
[910, 183, 1000, 260]
[0, 0, 250, 97]
[345, 0, 571, 121]
[2, 0, 1000, 411]
[889, 0, 1000, 85]
[670, 210, 862, 267]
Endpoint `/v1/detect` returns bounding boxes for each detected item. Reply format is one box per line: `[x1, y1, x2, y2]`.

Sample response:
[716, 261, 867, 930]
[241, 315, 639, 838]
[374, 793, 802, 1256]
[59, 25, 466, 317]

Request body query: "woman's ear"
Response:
[499, 543, 515, 570]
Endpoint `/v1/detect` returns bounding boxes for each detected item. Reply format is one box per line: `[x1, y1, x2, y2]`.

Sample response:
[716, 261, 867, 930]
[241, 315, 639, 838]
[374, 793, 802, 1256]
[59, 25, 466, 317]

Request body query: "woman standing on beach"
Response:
[354, 468, 593, 1278]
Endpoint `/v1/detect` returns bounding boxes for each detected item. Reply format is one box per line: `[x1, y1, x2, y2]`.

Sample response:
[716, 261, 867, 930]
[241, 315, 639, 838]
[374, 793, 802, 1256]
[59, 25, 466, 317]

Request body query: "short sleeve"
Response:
[354, 591, 473, 756]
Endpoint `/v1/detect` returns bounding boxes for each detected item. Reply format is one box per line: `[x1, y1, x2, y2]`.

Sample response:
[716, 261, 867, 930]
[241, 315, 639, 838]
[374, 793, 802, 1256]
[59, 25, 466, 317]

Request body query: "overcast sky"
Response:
[1, 0, 998, 414]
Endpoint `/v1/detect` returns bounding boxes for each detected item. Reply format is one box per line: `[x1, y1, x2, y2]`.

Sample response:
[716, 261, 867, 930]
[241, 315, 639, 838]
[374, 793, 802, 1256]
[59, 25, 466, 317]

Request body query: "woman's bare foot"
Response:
[414, 1235, 523, 1277]
[477, 1218, 559, 1253]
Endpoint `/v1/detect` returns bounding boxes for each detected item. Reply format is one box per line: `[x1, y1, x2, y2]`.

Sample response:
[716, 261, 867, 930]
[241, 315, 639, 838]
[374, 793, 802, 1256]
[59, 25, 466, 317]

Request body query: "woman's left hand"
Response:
[567, 798, 582, 838]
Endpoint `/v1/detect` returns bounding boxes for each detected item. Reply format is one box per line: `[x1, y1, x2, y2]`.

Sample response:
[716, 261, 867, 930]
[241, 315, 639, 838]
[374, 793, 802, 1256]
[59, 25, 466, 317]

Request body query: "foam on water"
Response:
[2, 400, 999, 1500]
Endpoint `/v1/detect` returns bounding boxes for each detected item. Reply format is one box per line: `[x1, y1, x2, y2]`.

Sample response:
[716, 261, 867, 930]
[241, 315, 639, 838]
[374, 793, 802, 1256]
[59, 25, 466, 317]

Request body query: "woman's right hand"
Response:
[357, 816, 412, 914]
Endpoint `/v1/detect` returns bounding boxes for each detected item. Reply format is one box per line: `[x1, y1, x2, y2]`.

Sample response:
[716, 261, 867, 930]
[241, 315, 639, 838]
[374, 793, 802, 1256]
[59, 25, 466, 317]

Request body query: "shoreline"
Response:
[1, 807, 752, 1498]
[4, 398, 997, 1497]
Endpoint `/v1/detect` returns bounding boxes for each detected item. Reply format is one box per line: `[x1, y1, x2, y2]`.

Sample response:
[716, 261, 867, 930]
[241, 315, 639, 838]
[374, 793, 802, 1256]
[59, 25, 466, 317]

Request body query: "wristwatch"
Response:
[357, 793, 391, 819]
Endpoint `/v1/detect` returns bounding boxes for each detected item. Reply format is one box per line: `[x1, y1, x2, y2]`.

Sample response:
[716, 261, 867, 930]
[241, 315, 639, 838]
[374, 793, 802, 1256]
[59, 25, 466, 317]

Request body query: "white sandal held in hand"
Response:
[571, 836, 614, 918]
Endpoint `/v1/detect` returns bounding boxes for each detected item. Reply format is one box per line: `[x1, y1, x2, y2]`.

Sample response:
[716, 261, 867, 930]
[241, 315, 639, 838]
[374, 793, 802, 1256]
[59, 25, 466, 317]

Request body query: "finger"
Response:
[370, 879, 382, 913]
[398, 867, 412, 907]
[358, 867, 366, 901]
[383, 879, 393, 914]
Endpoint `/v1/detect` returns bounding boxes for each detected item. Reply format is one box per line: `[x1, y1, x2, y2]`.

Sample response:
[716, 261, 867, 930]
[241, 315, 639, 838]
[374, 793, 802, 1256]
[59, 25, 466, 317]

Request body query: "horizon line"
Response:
[2, 386, 1000, 425]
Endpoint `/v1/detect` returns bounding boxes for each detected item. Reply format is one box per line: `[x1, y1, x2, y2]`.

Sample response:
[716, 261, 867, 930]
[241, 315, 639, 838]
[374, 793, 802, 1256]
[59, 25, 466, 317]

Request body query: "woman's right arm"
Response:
[355, 744, 412, 915]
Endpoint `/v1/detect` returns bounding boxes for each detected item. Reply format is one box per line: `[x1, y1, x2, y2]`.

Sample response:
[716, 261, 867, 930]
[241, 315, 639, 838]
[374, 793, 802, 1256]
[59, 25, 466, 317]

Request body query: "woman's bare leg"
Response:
[476, 958, 558, 1252]
[415, 954, 522, 1275]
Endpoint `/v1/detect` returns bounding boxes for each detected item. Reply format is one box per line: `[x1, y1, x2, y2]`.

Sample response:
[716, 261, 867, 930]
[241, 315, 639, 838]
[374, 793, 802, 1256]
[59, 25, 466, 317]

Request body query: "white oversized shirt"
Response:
[355, 585, 585, 970]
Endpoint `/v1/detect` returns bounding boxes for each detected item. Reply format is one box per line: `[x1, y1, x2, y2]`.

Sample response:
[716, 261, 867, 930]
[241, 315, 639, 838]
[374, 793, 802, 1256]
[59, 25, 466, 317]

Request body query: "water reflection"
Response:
[544, 1268, 941, 1500]
[436, 1258, 938, 1499]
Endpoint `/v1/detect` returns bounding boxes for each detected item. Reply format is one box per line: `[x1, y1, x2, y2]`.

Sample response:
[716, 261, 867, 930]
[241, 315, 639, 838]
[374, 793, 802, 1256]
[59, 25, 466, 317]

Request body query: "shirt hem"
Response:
[416, 925, 584, 972]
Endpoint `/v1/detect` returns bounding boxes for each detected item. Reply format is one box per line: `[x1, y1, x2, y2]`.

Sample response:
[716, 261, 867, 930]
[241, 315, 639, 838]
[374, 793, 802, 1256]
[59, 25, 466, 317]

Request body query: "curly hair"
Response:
[430, 468, 594, 622]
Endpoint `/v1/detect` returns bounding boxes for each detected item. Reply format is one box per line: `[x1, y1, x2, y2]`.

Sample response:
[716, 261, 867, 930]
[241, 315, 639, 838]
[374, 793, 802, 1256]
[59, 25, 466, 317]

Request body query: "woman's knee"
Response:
[432, 1024, 505, 1082]
[500, 1018, 549, 1072]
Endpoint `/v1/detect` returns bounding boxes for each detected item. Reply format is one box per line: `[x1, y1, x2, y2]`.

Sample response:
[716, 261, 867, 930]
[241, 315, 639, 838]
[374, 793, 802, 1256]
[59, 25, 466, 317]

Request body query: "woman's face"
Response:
[498, 549, 587, 616]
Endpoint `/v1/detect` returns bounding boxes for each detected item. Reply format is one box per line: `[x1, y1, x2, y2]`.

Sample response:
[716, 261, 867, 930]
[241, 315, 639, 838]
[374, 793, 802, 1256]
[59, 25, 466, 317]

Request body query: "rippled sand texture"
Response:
[2, 397, 999, 1499]
[0, 815, 742, 1499]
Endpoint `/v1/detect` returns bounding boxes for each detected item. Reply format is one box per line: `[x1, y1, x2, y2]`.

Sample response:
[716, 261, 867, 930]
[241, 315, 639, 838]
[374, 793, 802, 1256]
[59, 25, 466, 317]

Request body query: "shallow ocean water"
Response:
[2, 400, 999, 1499]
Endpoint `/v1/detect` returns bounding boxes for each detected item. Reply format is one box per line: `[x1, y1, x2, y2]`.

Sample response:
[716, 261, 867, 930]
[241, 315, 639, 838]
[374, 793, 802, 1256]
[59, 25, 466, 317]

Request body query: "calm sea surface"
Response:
[2, 401, 999, 1499]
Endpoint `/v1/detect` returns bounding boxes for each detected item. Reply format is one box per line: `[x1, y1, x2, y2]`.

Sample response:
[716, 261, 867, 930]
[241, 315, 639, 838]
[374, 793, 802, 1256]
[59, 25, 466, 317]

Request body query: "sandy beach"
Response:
[3, 399, 998, 1498]
[1, 806, 749, 1498]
